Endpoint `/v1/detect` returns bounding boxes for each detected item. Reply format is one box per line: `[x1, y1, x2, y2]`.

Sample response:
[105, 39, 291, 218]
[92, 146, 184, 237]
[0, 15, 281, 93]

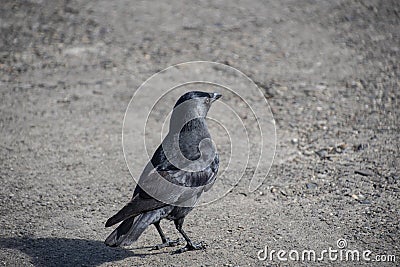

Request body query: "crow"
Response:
[105, 91, 222, 253]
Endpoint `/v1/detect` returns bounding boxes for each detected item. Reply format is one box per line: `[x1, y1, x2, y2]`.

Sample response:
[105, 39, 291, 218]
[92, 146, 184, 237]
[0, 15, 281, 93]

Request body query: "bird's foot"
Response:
[151, 238, 182, 250]
[171, 241, 207, 254]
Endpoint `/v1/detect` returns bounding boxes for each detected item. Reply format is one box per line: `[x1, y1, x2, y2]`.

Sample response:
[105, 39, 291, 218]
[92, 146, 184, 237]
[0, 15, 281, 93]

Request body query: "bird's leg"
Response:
[151, 221, 181, 250]
[172, 218, 206, 254]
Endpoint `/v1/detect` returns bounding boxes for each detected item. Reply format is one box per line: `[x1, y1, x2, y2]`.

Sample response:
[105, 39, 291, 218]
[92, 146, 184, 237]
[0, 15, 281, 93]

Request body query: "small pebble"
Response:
[306, 182, 318, 189]
[303, 150, 314, 156]
[315, 149, 328, 158]
[353, 144, 368, 151]
[352, 194, 366, 201]
[355, 169, 374, 176]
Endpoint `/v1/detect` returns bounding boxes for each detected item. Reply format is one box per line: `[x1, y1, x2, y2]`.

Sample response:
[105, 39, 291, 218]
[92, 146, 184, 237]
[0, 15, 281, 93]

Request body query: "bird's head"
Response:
[173, 91, 222, 117]
[169, 91, 222, 132]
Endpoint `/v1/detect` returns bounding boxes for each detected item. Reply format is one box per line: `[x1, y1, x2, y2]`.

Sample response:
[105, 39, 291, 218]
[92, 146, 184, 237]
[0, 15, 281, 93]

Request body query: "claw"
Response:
[171, 241, 207, 254]
[150, 238, 182, 250]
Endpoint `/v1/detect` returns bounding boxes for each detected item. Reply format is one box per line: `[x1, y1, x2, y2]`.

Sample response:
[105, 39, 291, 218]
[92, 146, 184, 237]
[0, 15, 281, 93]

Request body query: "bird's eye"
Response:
[205, 98, 211, 104]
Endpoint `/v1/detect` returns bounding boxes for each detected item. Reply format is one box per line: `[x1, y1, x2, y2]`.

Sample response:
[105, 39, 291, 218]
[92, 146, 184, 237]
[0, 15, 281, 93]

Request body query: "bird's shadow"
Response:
[0, 236, 167, 267]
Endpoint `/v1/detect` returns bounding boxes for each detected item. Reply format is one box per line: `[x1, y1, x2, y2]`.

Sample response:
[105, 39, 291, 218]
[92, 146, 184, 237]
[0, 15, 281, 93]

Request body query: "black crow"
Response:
[105, 91, 222, 253]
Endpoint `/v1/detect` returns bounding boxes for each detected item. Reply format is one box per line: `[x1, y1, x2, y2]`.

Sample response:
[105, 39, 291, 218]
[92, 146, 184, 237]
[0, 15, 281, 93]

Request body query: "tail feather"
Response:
[104, 216, 136, 247]
[105, 198, 166, 227]
[105, 202, 139, 228]
[104, 210, 165, 247]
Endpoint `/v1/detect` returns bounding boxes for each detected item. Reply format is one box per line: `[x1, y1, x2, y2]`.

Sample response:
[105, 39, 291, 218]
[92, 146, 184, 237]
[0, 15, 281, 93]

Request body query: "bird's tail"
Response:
[104, 211, 161, 247]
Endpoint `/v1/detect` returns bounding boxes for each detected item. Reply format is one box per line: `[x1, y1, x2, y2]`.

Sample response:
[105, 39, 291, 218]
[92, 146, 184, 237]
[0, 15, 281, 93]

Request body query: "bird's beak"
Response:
[211, 93, 222, 102]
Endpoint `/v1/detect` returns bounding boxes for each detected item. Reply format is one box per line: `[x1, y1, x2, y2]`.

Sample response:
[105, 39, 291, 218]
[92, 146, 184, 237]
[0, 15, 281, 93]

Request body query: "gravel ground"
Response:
[0, 0, 399, 266]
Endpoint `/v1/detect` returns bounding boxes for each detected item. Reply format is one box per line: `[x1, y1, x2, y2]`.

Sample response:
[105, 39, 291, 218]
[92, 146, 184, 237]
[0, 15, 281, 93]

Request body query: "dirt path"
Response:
[1, 0, 399, 266]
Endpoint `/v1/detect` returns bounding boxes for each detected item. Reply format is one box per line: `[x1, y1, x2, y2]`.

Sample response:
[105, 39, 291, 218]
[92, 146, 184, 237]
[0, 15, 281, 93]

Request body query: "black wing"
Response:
[106, 140, 219, 227]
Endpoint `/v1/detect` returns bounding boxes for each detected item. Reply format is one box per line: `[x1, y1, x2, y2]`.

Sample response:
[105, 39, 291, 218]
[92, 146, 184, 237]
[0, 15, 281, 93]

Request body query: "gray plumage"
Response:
[105, 91, 221, 253]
